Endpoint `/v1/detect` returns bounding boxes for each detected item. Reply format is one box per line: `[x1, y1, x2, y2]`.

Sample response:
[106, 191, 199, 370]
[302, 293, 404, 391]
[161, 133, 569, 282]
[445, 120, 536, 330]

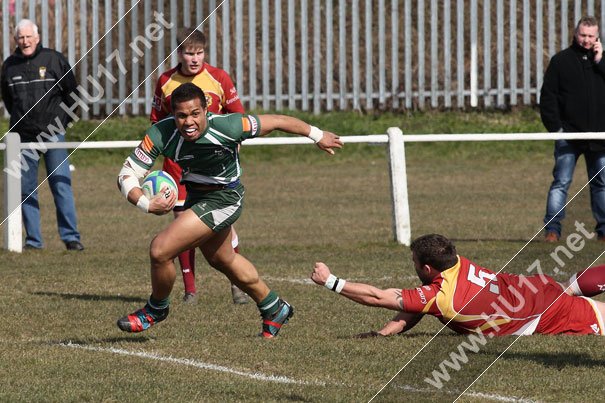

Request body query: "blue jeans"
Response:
[544, 139, 605, 237]
[21, 134, 81, 248]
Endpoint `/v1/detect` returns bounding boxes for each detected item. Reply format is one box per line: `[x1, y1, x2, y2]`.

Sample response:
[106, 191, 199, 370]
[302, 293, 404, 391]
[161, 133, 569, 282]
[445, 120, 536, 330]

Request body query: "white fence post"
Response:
[3, 132, 22, 252]
[387, 127, 411, 246]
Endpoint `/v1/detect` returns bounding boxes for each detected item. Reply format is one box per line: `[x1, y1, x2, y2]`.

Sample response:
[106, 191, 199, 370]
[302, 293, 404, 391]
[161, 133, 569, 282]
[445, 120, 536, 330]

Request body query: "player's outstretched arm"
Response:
[257, 114, 343, 155]
[311, 262, 403, 310]
[356, 311, 424, 338]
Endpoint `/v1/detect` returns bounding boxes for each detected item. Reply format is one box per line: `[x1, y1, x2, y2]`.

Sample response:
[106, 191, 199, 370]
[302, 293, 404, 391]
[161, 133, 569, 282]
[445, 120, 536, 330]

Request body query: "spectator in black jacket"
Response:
[540, 16, 605, 243]
[1, 19, 83, 251]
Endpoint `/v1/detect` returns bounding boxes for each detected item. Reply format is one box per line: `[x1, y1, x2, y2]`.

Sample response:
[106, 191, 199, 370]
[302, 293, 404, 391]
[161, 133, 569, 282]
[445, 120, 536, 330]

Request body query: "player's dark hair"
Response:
[170, 82, 207, 110]
[576, 16, 600, 34]
[177, 27, 206, 50]
[410, 234, 458, 271]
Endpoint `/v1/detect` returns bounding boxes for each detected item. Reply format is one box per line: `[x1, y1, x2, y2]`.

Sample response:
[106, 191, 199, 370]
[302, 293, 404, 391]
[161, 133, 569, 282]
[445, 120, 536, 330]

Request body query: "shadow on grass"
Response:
[33, 291, 146, 303]
[505, 351, 605, 369]
[338, 331, 442, 340]
[52, 336, 155, 346]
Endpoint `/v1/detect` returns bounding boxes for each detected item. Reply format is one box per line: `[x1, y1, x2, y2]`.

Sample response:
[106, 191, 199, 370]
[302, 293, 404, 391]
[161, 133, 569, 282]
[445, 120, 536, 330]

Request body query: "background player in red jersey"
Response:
[311, 234, 605, 337]
[151, 27, 248, 304]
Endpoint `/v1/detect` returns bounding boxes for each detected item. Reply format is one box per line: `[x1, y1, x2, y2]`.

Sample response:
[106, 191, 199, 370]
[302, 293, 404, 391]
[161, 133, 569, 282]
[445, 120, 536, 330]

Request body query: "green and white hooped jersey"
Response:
[129, 112, 261, 185]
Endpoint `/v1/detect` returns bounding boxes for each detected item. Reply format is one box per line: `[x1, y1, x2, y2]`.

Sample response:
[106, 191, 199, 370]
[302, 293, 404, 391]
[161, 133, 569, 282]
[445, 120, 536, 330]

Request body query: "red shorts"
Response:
[162, 158, 186, 207]
[537, 293, 604, 335]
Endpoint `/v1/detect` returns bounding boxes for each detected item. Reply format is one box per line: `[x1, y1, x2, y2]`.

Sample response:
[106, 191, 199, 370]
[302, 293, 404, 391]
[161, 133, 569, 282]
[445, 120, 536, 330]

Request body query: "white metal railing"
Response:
[1, 130, 410, 252]
[5, 129, 605, 253]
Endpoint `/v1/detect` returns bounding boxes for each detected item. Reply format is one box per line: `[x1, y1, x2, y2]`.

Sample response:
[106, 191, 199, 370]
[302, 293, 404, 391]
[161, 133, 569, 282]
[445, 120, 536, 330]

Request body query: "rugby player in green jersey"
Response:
[116, 82, 343, 337]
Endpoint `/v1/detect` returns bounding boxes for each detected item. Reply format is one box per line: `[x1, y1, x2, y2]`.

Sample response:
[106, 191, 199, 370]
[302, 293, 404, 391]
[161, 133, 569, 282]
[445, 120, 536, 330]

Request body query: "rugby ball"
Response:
[141, 170, 178, 200]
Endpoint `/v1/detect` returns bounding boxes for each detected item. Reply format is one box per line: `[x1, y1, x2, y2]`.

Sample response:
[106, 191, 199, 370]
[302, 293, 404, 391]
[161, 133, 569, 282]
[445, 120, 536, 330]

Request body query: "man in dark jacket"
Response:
[1, 19, 83, 251]
[540, 16, 605, 242]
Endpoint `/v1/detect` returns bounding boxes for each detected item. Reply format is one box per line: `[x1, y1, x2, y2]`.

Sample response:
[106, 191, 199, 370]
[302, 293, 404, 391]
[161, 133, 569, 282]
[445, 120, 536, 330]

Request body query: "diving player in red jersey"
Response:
[151, 27, 247, 304]
[311, 234, 605, 337]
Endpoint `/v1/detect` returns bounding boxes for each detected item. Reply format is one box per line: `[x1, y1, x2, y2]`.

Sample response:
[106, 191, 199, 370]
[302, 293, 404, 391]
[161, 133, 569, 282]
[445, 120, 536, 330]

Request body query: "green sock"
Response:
[257, 290, 279, 318]
[148, 295, 170, 311]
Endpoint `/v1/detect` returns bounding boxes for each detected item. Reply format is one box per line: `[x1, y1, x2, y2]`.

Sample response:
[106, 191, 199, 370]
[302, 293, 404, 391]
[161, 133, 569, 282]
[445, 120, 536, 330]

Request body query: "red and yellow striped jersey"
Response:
[401, 256, 603, 336]
[150, 62, 244, 123]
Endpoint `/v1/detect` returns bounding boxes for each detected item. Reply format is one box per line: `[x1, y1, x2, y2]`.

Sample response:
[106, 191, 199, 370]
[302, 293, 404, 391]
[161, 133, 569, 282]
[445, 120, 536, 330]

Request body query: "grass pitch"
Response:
[1, 117, 605, 401]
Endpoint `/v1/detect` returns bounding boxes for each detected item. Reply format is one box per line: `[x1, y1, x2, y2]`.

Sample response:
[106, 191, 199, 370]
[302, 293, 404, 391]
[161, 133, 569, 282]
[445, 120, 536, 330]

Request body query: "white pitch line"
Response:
[59, 342, 323, 386]
[57, 342, 529, 402]
[58, 342, 534, 403]
[262, 276, 315, 285]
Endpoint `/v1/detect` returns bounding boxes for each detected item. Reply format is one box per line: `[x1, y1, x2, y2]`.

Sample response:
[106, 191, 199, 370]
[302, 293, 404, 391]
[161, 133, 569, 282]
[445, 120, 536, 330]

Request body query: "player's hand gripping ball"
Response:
[141, 170, 178, 201]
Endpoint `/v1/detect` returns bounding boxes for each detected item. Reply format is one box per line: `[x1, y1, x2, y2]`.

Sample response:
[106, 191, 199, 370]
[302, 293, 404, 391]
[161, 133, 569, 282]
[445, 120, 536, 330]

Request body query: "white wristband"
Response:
[335, 278, 346, 293]
[308, 126, 324, 143]
[136, 195, 150, 213]
[324, 274, 337, 290]
[324, 274, 346, 293]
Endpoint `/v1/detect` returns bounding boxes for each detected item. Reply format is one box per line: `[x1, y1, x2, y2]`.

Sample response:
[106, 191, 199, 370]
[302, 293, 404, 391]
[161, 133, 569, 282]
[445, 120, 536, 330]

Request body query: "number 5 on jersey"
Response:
[467, 264, 500, 294]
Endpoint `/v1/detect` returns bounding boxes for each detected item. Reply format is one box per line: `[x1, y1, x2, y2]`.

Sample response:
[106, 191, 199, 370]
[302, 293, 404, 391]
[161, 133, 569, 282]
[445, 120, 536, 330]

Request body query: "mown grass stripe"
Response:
[396, 385, 535, 402]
